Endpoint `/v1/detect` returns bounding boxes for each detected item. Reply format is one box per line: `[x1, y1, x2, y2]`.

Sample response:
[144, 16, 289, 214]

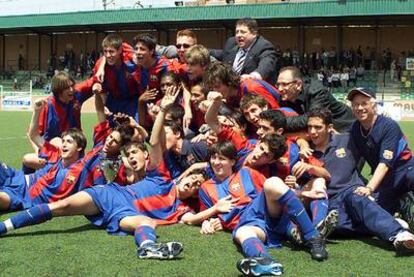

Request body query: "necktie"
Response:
[234, 49, 246, 74]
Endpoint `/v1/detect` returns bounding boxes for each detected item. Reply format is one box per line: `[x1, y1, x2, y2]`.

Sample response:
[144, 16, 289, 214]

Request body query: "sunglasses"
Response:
[176, 43, 191, 49]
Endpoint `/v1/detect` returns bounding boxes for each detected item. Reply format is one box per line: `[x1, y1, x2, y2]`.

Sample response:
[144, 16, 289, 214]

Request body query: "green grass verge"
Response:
[0, 111, 413, 276]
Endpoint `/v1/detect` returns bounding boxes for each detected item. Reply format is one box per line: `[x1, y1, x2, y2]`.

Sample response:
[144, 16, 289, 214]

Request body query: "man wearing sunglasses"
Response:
[175, 29, 198, 64]
[277, 66, 354, 133]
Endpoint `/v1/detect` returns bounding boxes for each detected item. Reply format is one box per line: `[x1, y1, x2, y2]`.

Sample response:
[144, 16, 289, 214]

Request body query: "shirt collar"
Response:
[240, 36, 258, 53]
[311, 134, 336, 157]
[180, 139, 191, 155]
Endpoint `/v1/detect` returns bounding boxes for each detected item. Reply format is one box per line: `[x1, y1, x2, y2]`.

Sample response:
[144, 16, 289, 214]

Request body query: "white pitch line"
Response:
[0, 136, 27, 140]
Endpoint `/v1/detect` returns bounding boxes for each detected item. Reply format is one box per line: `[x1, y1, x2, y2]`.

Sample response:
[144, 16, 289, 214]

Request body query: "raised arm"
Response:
[182, 83, 193, 129]
[137, 86, 158, 127]
[94, 56, 106, 83]
[28, 98, 46, 149]
[147, 85, 179, 170]
[205, 91, 223, 134]
[94, 93, 106, 124]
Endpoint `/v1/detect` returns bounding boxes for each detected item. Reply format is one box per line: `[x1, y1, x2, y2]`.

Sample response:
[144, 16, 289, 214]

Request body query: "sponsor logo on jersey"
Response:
[335, 148, 346, 158]
[383, 150, 394, 160]
[230, 182, 241, 192]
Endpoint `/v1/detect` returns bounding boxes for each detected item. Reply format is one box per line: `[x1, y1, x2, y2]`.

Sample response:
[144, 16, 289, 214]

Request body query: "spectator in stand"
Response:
[390, 60, 397, 82]
[322, 49, 329, 67]
[316, 70, 324, 84]
[18, 54, 24, 70]
[356, 64, 365, 79]
[283, 48, 292, 67]
[340, 69, 349, 88]
[349, 66, 357, 87]
[331, 69, 340, 88]
[210, 18, 277, 84]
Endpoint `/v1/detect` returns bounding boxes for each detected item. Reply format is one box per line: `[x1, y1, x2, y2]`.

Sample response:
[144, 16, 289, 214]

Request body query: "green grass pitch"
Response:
[0, 111, 413, 276]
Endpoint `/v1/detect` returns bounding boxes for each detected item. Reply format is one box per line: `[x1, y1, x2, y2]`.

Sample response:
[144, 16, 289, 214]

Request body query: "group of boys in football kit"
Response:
[0, 19, 414, 276]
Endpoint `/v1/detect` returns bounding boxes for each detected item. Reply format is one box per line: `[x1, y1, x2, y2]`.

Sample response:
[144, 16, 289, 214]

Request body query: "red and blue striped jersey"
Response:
[38, 86, 92, 141]
[199, 167, 265, 230]
[29, 142, 64, 184]
[131, 56, 176, 93]
[270, 140, 301, 180]
[92, 43, 138, 100]
[227, 79, 281, 109]
[38, 141, 62, 164]
[217, 127, 255, 168]
[26, 122, 114, 205]
[27, 157, 89, 205]
[124, 167, 189, 225]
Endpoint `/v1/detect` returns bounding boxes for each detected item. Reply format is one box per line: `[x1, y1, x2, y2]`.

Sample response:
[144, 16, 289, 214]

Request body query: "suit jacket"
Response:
[283, 80, 355, 133]
[210, 36, 277, 84]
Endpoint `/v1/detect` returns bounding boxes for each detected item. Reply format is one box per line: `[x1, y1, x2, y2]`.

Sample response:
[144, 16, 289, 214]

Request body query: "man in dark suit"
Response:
[211, 18, 277, 84]
[277, 66, 355, 133]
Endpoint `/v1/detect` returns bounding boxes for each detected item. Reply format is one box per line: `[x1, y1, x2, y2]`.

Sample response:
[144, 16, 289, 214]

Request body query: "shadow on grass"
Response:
[329, 233, 398, 253]
[2, 223, 101, 238]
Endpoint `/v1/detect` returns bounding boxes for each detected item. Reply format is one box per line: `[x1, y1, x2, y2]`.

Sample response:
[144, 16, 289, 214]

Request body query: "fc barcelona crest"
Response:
[383, 150, 394, 160]
[150, 75, 158, 82]
[335, 148, 346, 158]
[66, 174, 76, 185]
[278, 157, 288, 165]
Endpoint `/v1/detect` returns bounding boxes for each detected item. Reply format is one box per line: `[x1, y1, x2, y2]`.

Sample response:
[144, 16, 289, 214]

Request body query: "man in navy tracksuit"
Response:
[348, 87, 414, 216]
[306, 107, 414, 253]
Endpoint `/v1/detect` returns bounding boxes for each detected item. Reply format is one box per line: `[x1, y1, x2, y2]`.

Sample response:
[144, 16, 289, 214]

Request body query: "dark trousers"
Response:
[376, 163, 414, 214]
[329, 186, 402, 241]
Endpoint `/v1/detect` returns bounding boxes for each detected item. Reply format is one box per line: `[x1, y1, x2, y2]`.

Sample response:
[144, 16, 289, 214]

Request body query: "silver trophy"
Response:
[99, 157, 122, 183]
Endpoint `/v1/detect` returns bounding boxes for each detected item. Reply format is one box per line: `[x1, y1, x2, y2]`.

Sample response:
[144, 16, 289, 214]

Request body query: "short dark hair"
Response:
[61, 128, 87, 156]
[240, 94, 268, 111]
[203, 62, 240, 91]
[236, 18, 259, 33]
[279, 66, 303, 80]
[218, 104, 247, 131]
[161, 71, 180, 86]
[209, 141, 238, 161]
[114, 124, 136, 147]
[164, 120, 184, 139]
[308, 107, 333, 125]
[259, 110, 287, 131]
[190, 80, 208, 96]
[166, 104, 185, 123]
[261, 134, 287, 160]
[132, 33, 157, 54]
